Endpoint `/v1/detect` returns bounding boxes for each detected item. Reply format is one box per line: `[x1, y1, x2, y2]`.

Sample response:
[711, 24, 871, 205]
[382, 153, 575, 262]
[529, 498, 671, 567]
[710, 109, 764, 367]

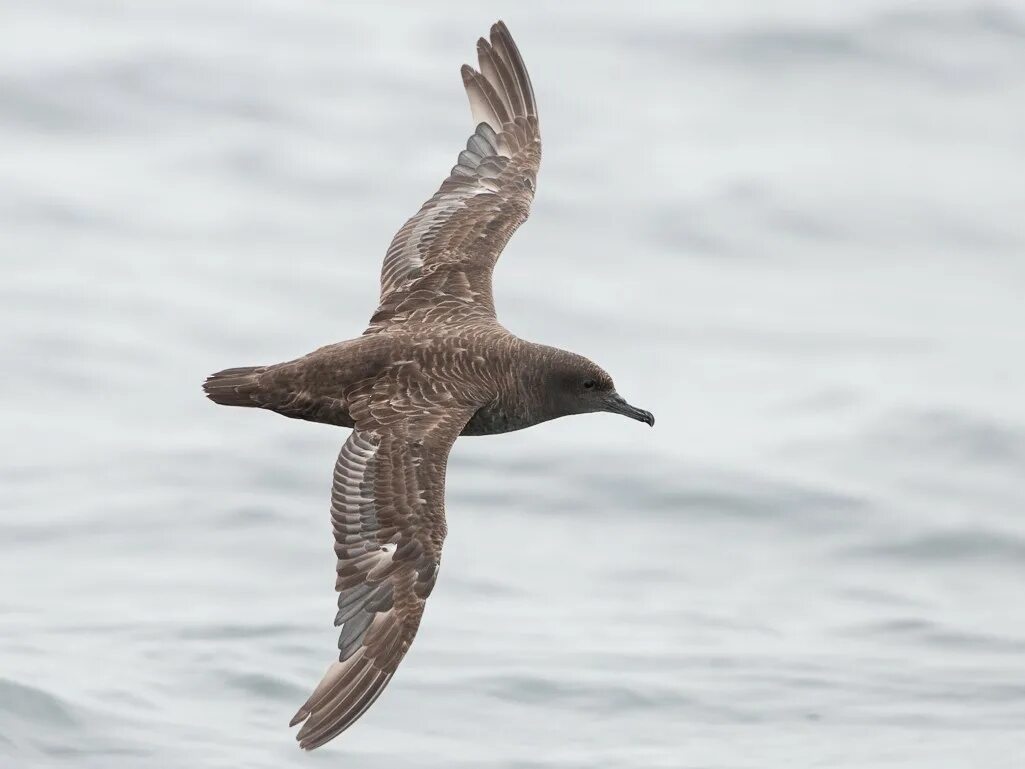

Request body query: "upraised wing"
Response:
[289, 377, 476, 749]
[368, 21, 541, 331]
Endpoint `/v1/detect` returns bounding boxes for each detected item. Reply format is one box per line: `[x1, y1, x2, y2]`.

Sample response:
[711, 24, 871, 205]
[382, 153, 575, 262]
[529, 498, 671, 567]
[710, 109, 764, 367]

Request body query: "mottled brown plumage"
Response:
[203, 21, 652, 750]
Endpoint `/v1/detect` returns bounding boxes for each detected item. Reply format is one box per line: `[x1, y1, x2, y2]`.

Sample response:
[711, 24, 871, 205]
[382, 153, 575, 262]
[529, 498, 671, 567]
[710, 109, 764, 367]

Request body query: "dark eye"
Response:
[582, 379, 596, 390]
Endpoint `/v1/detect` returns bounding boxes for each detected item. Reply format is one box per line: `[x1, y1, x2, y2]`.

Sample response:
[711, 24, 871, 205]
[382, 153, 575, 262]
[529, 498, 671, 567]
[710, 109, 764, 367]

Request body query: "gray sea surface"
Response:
[2, 1, 1025, 767]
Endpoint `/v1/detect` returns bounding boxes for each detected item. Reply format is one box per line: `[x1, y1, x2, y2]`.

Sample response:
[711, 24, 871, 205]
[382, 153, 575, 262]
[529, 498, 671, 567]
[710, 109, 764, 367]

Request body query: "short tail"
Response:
[203, 366, 266, 407]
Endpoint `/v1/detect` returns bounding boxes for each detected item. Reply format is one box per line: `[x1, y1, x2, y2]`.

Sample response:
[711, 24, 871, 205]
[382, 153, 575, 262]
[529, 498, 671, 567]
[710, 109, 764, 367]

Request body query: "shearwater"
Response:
[203, 20, 653, 750]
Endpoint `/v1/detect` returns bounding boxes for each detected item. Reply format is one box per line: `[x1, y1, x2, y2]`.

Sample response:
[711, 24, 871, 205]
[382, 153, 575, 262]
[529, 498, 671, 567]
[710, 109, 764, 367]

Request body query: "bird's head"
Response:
[544, 351, 654, 427]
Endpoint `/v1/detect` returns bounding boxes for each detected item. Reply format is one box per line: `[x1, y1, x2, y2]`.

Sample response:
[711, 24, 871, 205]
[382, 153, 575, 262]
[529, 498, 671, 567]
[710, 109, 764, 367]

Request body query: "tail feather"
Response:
[203, 366, 266, 407]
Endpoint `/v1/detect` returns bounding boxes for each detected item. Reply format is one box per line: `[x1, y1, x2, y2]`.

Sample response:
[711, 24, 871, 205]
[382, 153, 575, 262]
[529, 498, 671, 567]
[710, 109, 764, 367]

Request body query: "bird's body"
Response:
[206, 331, 617, 436]
[204, 21, 652, 750]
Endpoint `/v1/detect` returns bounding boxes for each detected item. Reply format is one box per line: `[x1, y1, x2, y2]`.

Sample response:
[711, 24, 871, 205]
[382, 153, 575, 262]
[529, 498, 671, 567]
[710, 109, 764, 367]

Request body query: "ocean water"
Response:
[2, 1, 1025, 767]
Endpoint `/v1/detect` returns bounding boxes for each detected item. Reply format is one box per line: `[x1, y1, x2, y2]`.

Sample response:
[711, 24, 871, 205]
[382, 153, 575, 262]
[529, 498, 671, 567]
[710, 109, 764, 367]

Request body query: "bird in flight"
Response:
[203, 20, 653, 750]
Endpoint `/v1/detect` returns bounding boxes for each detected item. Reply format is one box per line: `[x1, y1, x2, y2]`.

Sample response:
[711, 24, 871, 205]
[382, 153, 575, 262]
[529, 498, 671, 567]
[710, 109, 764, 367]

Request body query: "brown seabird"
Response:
[203, 21, 653, 750]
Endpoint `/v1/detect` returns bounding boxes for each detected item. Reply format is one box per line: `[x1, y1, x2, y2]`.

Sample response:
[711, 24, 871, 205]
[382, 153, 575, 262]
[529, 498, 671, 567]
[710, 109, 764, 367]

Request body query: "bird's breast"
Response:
[460, 401, 540, 436]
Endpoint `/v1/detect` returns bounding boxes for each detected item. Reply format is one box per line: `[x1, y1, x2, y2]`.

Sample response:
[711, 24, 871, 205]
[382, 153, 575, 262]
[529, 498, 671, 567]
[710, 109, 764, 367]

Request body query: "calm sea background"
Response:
[2, 1, 1025, 767]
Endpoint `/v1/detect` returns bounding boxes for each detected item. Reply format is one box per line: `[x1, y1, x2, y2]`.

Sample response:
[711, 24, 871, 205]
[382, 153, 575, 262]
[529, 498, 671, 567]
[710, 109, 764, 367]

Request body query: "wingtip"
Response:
[492, 20, 515, 45]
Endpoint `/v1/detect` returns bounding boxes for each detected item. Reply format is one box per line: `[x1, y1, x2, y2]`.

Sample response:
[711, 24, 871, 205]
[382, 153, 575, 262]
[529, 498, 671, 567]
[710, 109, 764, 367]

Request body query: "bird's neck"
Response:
[460, 338, 565, 436]
[497, 340, 568, 425]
